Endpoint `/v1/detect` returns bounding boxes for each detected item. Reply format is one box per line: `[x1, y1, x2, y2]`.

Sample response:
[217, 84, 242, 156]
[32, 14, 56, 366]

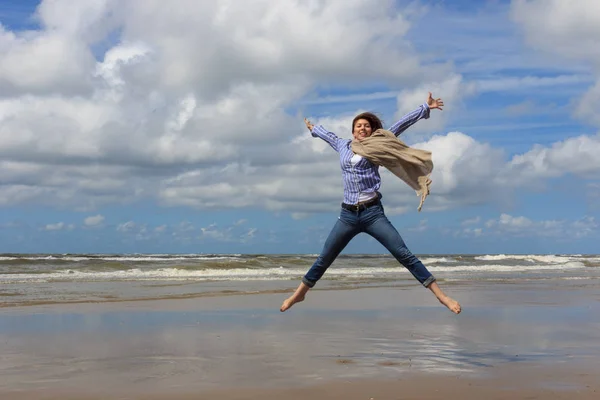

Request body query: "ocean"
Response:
[1, 253, 599, 307]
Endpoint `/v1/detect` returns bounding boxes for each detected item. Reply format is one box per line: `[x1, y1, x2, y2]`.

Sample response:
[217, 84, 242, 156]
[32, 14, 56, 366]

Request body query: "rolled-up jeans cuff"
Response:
[302, 277, 316, 288]
[422, 276, 436, 288]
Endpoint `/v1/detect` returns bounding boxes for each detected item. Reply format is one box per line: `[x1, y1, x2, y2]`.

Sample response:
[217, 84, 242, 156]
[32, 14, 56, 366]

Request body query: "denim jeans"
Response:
[302, 202, 436, 288]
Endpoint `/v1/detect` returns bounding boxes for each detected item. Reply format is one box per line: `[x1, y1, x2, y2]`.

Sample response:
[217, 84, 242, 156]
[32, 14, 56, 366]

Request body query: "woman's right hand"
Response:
[304, 118, 314, 132]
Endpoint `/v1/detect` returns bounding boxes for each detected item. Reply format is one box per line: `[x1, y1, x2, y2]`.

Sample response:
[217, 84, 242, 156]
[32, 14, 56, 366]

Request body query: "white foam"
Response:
[474, 254, 580, 264]
[0, 256, 243, 262]
[0, 261, 588, 284]
[420, 257, 457, 264]
[428, 261, 585, 272]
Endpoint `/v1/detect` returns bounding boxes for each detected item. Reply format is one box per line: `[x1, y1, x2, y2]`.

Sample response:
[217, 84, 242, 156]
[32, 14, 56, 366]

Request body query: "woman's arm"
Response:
[304, 118, 341, 152]
[389, 92, 444, 137]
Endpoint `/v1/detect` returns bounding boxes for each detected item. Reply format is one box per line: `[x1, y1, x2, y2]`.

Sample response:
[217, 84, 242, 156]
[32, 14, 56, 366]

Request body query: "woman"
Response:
[280, 93, 461, 314]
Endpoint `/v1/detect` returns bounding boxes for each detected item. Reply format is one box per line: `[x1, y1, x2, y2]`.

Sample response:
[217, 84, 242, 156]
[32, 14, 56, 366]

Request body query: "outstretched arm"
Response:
[304, 117, 342, 152]
[389, 92, 444, 137]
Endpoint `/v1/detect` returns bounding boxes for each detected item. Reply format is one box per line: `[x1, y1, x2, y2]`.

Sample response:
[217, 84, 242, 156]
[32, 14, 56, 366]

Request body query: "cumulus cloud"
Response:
[0, 28, 94, 95]
[42, 222, 74, 231]
[394, 74, 477, 136]
[116, 221, 136, 232]
[0, 0, 599, 221]
[84, 214, 105, 227]
[0, 0, 439, 212]
[504, 133, 600, 183]
[462, 216, 481, 226]
[511, 0, 600, 126]
[198, 221, 258, 243]
[483, 213, 598, 239]
[199, 224, 230, 242]
[453, 213, 597, 240]
[510, 0, 600, 61]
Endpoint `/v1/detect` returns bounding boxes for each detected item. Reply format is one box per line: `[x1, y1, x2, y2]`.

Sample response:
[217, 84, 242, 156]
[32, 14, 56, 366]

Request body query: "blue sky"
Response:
[0, 0, 599, 254]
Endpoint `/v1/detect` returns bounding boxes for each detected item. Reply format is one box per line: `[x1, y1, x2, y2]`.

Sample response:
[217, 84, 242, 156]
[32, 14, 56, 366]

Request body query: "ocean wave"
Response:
[473, 254, 586, 264]
[420, 257, 457, 264]
[0, 255, 243, 262]
[0, 261, 588, 284]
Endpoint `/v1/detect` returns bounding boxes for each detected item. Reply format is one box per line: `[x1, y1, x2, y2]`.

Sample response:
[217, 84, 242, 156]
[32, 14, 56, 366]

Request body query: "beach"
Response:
[0, 254, 599, 398]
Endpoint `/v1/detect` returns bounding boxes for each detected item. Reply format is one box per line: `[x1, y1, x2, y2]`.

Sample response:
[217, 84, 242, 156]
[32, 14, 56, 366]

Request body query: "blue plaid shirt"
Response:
[311, 103, 430, 205]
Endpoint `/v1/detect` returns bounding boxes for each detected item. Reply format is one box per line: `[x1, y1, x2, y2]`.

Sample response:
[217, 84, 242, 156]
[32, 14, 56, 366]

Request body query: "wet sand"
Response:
[0, 281, 599, 399]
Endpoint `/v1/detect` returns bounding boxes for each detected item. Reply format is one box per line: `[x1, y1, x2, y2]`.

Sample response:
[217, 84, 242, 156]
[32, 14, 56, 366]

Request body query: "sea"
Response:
[1, 253, 599, 307]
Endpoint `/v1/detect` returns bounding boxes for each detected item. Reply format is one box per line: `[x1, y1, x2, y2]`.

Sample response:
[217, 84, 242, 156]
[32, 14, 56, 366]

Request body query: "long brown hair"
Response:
[352, 112, 383, 132]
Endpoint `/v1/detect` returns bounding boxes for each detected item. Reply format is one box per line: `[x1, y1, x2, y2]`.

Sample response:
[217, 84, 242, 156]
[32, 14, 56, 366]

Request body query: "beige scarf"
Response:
[351, 129, 433, 212]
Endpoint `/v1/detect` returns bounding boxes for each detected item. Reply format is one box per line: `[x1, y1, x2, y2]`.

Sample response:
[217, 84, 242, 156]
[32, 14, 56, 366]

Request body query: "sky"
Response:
[0, 0, 599, 255]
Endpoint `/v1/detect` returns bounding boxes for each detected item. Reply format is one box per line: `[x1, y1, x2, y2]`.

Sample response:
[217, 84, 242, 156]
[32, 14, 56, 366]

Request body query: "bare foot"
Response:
[438, 295, 461, 314]
[280, 294, 305, 312]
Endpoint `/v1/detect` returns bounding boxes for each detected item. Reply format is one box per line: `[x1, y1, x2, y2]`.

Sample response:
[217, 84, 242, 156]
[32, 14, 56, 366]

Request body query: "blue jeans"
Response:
[302, 202, 436, 288]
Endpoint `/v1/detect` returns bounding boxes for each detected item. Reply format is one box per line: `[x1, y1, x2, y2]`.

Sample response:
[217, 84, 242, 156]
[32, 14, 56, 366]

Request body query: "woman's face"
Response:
[352, 118, 372, 141]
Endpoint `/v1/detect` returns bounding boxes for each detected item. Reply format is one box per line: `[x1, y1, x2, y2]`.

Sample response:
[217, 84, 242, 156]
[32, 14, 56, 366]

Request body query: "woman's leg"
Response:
[281, 215, 360, 312]
[364, 209, 461, 314]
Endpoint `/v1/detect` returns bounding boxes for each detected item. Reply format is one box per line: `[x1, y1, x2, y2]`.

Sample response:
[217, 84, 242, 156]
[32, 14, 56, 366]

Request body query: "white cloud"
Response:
[0, 0, 441, 211]
[462, 216, 481, 226]
[84, 214, 105, 227]
[511, 0, 600, 126]
[43, 222, 64, 231]
[0, 0, 598, 220]
[196, 222, 260, 243]
[511, 0, 600, 61]
[117, 221, 136, 232]
[482, 213, 597, 239]
[455, 226, 483, 238]
[570, 216, 598, 238]
[155, 118, 600, 215]
[199, 224, 230, 242]
[241, 228, 258, 243]
[575, 81, 600, 126]
[413, 131, 508, 210]
[0, 28, 94, 95]
[505, 133, 600, 182]
[475, 74, 588, 93]
[395, 74, 477, 136]
[41, 222, 75, 231]
[0, 221, 24, 229]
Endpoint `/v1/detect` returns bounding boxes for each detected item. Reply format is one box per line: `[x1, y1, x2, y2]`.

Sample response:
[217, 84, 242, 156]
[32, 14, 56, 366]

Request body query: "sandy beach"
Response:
[1, 277, 599, 399]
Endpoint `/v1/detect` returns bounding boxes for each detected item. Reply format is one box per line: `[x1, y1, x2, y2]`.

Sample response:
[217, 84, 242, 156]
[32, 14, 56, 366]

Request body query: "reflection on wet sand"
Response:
[0, 283, 599, 398]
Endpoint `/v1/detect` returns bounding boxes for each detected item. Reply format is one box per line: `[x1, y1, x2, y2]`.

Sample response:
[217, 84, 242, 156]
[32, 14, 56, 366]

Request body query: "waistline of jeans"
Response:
[341, 197, 381, 212]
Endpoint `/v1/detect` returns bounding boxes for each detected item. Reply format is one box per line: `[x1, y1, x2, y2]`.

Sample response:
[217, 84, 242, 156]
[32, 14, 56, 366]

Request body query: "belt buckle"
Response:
[345, 203, 359, 212]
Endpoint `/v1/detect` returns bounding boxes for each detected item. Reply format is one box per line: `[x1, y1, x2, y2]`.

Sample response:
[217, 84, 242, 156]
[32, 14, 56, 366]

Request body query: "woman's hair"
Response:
[352, 112, 383, 132]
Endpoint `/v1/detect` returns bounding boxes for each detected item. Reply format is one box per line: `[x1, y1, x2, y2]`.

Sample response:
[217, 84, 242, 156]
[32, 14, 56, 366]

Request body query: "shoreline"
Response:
[2, 252, 598, 308]
[3, 273, 599, 309]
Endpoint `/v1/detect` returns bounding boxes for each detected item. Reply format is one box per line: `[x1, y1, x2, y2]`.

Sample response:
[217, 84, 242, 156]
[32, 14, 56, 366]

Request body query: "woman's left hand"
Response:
[427, 92, 444, 110]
